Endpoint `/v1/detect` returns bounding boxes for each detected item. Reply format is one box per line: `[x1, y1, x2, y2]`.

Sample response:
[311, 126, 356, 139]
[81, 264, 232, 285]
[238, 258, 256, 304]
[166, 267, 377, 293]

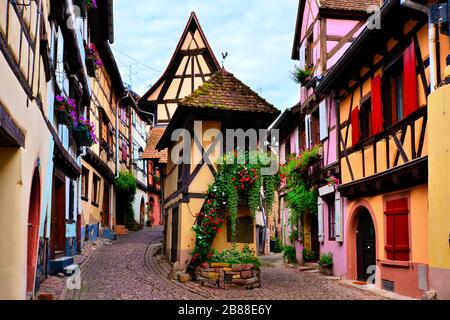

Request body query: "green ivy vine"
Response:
[191, 151, 280, 265]
[279, 145, 322, 241]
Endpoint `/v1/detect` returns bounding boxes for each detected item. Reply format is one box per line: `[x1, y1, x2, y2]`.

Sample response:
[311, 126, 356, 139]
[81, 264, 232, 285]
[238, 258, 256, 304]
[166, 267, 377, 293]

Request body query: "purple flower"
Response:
[56, 95, 65, 102]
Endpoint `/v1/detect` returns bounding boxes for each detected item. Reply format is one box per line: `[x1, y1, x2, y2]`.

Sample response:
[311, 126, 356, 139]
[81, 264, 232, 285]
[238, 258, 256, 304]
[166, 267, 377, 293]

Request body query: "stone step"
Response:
[115, 225, 129, 235]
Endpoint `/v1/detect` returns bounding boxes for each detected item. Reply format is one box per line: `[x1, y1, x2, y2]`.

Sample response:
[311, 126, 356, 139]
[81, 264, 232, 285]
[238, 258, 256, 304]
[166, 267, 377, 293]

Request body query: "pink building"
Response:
[273, 0, 378, 277]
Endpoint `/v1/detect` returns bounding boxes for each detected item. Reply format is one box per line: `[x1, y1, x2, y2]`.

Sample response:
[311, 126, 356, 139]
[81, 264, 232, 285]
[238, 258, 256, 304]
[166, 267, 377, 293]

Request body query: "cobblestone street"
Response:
[64, 227, 385, 300]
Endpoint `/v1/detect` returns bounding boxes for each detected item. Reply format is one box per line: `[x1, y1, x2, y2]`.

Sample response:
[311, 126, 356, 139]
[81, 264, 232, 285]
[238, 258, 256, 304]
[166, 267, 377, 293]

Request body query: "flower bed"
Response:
[194, 263, 261, 290]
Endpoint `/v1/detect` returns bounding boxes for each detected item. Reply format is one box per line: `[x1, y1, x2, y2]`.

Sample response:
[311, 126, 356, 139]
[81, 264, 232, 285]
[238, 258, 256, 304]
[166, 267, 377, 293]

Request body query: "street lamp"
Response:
[132, 146, 145, 164]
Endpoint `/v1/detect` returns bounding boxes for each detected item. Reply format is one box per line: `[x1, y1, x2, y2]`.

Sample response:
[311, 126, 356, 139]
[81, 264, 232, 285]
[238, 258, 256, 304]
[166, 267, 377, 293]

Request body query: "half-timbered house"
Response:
[80, 2, 123, 246]
[156, 69, 280, 271]
[0, 0, 55, 299]
[139, 11, 221, 230]
[315, 0, 449, 298]
[273, 0, 377, 276]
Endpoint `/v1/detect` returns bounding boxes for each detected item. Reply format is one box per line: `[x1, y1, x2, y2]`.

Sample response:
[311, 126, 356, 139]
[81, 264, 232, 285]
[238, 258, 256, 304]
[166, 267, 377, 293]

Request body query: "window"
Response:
[385, 198, 410, 261]
[360, 97, 373, 140]
[92, 174, 101, 206]
[327, 199, 336, 241]
[285, 140, 291, 158]
[81, 167, 89, 201]
[383, 57, 404, 128]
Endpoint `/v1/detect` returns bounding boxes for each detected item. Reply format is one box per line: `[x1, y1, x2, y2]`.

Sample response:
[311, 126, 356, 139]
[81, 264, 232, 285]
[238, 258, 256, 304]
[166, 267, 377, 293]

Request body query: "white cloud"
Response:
[113, 0, 299, 110]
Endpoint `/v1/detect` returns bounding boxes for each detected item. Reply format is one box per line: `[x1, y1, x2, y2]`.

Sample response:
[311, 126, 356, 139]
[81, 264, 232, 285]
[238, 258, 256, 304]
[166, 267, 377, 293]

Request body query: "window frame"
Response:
[327, 198, 336, 241]
[81, 167, 89, 201]
[91, 174, 101, 207]
[359, 95, 373, 140]
[382, 55, 404, 129]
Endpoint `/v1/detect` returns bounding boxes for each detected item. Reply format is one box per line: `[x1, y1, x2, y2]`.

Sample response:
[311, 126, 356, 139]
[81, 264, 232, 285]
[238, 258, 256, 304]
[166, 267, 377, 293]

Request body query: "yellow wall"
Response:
[80, 162, 103, 228]
[428, 82, 450, 270]
[347, 184, 428, 264]
[0, 0, 53, 299]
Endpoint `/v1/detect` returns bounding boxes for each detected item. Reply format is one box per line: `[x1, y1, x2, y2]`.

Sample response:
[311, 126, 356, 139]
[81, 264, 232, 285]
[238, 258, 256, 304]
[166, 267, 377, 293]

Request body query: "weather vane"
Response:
[221, 52, 228, 69]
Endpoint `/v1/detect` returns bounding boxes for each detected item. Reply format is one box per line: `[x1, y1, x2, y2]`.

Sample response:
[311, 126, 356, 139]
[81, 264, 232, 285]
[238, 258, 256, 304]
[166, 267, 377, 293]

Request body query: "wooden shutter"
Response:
[335, 192, 343, 242]
[305, 115, 312, 149]
[371, 76, 383, 134]
[385, 198, 410, 261]
[299, 44, 306, 69]
[403, 41, 418, 117]
[317, 197, 324, 242]
[122, 140, 127, 161]
[319, 100, 328, 141]
[351, 107, 360, 145]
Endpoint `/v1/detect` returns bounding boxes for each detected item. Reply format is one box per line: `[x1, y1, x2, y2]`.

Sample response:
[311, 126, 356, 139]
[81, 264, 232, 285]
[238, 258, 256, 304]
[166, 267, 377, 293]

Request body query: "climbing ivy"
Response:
[191, 151, 279, 265]
[114, 171, 137, 227]
[279, 145, 322, 240]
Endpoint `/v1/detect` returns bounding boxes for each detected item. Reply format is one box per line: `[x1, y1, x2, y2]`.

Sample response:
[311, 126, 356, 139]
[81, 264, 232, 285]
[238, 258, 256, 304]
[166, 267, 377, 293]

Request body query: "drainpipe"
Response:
[401, 0, 438, 92]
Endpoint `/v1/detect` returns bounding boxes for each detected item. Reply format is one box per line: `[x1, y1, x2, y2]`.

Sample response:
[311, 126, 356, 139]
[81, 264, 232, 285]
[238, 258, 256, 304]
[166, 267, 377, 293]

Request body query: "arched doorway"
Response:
[356, 208, 376, 281]
[27, 167, 41, 294]
[139, 198, 145, 228]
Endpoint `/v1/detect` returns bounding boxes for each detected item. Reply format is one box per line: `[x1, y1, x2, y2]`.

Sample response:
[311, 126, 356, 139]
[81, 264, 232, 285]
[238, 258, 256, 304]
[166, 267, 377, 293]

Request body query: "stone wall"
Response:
[194, 263, 261, 290]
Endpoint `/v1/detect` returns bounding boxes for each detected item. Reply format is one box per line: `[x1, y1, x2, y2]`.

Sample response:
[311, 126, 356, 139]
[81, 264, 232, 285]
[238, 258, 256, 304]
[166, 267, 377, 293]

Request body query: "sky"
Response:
[112, 0, 299, 111]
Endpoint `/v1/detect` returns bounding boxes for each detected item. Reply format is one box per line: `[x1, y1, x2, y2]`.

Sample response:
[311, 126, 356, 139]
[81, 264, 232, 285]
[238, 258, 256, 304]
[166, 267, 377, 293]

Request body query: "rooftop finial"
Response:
[221, 52, 228, 69]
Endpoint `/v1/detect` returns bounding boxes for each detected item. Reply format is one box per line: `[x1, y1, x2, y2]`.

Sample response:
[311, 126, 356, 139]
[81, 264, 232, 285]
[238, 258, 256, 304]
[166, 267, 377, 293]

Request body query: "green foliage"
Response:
[263, 173, 281, 213]
[191, 151, 278, 265]
[319, 253, 333, 268]
[283, 246, 297, 264]
[210, 244, 261, 268]
[289, 229, 301, 243]
[271, 237, 284, 253]
[290, 65, 313, 84]
[302, 248, 317, 262]
[279, 145, 321, 241]
[115, 171, 137, 228]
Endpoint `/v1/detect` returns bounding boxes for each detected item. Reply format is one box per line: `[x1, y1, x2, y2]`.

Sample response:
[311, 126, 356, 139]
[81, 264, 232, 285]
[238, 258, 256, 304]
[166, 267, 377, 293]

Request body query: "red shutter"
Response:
[371, 76, 383, 134]
[351, 107, 360, 145]
[385, 198, 410, 261]
[403, 41, 418, 117]
[122, 141, 127, 161]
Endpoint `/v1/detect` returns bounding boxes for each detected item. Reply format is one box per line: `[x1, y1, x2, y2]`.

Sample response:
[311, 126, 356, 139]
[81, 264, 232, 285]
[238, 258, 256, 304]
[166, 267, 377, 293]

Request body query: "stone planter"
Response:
[194, 263, 261, 290]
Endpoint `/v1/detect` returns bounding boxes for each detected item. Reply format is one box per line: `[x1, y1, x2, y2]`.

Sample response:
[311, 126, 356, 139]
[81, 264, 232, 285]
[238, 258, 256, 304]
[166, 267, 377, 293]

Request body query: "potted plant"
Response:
[283, 245, 297, 264]
[84, 43, 102, 77]
[290, 65, 313, 85]
[73, 117, 97, 147]
[152, 174, 160, 184]
[55, 95, 77, 127]
[319, 253, 334, 276]
[302, 248, 317, 262]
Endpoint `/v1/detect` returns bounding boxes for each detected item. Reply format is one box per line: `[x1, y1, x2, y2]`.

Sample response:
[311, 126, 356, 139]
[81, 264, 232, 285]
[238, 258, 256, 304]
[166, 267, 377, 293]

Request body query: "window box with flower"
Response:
[290, 65, 313, 86]
[55, 95, 77, 127]
[73, 117, 98, 147]
[84, 43, 102, 77]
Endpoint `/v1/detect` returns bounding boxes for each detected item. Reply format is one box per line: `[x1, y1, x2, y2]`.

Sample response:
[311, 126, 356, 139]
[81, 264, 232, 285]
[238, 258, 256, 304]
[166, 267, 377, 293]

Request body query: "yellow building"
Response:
[80, 5, 124, 244]
[428, 65, 450, 300]
[156, 69, 279, 271]
[315, 0, 449, 298]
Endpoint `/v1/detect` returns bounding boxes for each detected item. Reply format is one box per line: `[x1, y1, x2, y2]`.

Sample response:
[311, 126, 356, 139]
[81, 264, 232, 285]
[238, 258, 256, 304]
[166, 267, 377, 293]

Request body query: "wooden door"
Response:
[357, 210, 376, 281]
[51, 176, 66, 258]
[102, 182, 110, 227]
[171, 207, 179, 263]
[27, 168, 41, 293]
[303, 213, 312, 250]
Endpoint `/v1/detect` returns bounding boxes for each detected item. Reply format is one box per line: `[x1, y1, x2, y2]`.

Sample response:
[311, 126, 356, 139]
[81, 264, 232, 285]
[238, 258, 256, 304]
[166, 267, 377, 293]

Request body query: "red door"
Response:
[27, 168, 41, 294]
[51, 176, 66, 259]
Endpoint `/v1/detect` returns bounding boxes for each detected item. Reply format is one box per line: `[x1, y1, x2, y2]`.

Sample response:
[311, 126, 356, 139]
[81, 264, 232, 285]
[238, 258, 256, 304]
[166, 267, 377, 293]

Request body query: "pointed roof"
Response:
[142, 127, 168, 164]
[156, 69, 280, 150]
[179, 69, 279, 114]
[291, 0, 378, 60]
[140, 12, 221, 103]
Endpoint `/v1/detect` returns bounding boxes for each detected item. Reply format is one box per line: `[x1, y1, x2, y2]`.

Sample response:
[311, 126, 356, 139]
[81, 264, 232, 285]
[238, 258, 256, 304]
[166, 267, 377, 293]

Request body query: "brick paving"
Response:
[64, 227, 385, 300]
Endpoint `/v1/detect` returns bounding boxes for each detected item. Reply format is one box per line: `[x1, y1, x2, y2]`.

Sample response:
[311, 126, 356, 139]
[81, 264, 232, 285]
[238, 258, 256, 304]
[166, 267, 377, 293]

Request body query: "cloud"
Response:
[113, 0, 299, 110]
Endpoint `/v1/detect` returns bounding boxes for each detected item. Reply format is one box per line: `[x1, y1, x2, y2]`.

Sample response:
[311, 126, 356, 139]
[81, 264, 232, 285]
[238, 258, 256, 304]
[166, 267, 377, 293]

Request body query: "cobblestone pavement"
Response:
[65, 227, 385, 300]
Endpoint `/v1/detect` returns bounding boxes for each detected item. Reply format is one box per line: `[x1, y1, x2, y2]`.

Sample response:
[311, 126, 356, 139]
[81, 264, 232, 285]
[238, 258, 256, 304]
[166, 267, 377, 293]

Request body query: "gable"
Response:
[140, 12, 220, 125]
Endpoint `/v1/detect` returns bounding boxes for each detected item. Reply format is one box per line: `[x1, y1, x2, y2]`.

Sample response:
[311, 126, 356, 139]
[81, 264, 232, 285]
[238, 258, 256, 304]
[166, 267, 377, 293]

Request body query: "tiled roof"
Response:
[143, 127, 168, 164]
[319, 0, 380, 12]
[179, 69, 279, 114]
